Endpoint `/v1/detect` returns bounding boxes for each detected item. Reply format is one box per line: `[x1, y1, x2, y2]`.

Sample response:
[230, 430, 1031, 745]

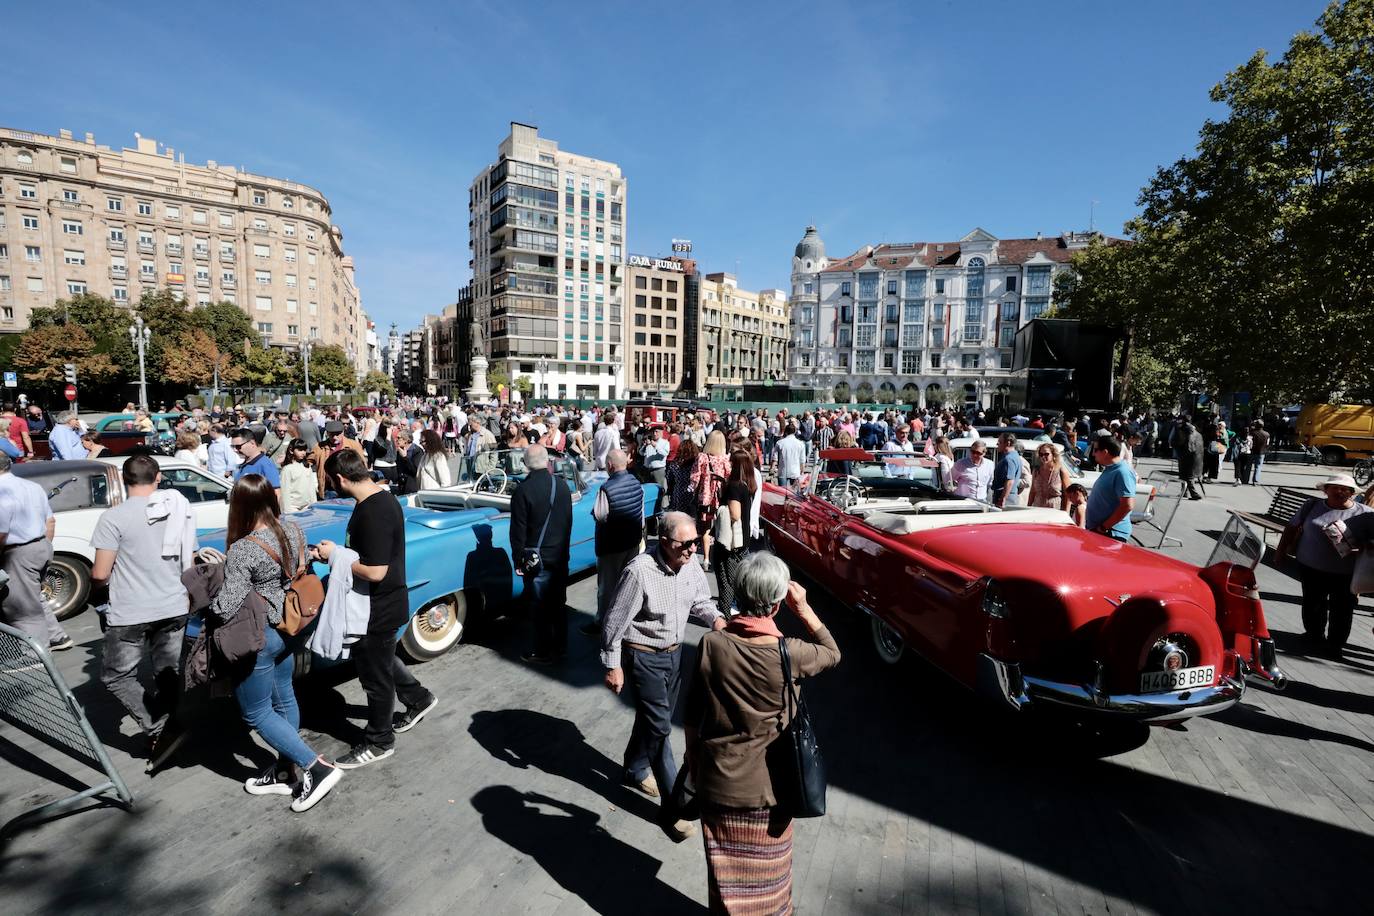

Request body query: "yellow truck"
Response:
[1297, 403, 1374, 464]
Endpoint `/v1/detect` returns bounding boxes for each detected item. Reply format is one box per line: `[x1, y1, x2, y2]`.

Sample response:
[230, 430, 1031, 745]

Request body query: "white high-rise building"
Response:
[468, 122, 627, 401]
[788, 226, 1095, 412]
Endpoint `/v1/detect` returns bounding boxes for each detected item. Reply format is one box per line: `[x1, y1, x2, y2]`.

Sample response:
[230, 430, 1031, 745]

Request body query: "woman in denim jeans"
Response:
[210, 474, 342, 813]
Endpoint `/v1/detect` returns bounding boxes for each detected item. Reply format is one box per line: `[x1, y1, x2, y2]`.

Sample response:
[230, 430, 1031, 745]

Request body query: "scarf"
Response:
[725, 613, 784, 639]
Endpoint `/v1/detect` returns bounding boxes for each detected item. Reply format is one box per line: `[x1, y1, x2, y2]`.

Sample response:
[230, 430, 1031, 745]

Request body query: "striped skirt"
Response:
[701, 804, 794, 915]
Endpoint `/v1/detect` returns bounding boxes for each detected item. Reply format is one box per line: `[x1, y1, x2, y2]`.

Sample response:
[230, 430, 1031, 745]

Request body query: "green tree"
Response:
[239, 346, 290, 386]
[487, 364, 509, 394]
[301, 344, 357, 392]
[163, 328, 239, 388]
[191, 302, 260, 358]
[514, 375, 534, 399]
[12, 325, 121, 389]
[1057, 0, 1374, 404]
[362, 370, 396, 397]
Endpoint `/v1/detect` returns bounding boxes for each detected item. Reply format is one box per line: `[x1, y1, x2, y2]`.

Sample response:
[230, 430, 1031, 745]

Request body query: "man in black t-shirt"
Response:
[316, 450, 436, 769]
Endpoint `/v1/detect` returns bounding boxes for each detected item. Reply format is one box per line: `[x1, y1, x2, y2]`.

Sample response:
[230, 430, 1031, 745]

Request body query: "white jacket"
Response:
[145, 489, 198, 570]
[308, 547, 371, 660]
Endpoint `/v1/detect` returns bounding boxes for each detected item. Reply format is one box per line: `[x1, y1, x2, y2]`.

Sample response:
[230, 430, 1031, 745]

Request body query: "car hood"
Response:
[912, 523, 1214, 604]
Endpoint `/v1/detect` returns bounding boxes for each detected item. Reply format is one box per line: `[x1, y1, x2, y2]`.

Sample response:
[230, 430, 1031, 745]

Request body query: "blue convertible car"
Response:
[195, 449, 658, 665]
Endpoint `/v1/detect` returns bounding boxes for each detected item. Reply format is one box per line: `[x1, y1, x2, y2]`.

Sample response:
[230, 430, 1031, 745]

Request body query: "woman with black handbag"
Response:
[682, 551, 840, 914]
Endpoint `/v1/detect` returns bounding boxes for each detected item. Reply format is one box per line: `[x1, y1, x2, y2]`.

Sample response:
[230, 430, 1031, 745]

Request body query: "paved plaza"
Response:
[2, 457, 1372, 915]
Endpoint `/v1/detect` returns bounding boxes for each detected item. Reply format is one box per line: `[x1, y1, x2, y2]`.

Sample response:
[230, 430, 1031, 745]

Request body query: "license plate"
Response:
[1139, 665, 1215, 693]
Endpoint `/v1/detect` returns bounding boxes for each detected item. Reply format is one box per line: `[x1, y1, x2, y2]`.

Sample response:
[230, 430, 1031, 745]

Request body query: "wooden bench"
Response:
[1228, 485, 1312, 550]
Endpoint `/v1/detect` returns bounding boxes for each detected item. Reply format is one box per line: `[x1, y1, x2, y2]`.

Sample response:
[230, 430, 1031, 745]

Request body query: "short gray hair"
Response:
[606, 449, 628, 472]
[660, 511, 695, 543]
[734, 552, 790, 617]
[525, 443, 549, 470]
[58, 411, 78, 424]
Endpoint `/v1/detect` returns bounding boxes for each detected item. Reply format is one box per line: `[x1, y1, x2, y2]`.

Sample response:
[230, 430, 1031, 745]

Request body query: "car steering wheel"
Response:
[819, 475, 865, 510]
[475, 468, 510, 495]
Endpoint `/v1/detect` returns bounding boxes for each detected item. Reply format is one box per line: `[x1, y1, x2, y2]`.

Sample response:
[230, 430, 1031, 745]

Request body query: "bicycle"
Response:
[1355, 456, 1374, 487]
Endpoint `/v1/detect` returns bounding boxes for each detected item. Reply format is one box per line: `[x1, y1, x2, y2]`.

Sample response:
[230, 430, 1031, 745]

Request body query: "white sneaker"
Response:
[290, 761, 342, 812]
[244, 764, 295, 796]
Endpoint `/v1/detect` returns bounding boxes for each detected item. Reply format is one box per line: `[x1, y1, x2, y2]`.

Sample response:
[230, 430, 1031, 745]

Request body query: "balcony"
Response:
[247, 226, 271, 237]
[222, 278, 236, 288]
[110, 265, 127, 277]
[137, 242, 155, 254]
[193, 248, 210, 260]
[195, 276, 210, 288]
[166, 244, 183, 256]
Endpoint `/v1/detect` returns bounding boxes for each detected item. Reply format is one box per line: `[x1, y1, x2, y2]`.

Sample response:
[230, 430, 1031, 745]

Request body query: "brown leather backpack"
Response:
[248, 526, 324, 635]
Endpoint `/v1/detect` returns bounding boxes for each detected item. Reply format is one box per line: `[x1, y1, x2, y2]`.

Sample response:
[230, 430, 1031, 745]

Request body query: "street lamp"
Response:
[128, 316, 151, 410]
[299, 339, 313, 398]
[536, 358, 549, 400]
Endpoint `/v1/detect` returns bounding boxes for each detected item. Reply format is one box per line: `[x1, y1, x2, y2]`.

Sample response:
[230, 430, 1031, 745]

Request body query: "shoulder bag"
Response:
[249, 526, 324, 636]
[764, 638, 827, 818]
[518, 474, 557, 576]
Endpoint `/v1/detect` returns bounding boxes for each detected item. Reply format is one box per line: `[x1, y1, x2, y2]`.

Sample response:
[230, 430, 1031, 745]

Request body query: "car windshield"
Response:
[812, 452, 941, 494]
[458, 447, 582, 491]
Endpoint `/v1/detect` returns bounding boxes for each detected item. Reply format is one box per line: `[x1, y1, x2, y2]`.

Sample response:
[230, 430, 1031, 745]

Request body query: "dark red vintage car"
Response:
[761, 449, 1288, 723]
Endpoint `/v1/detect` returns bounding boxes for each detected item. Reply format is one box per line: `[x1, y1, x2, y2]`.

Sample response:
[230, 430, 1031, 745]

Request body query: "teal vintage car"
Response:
[194, 449, 658, 666]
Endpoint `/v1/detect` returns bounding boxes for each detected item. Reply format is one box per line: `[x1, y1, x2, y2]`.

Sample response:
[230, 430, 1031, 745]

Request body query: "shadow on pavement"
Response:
[468, 709, 660, 823]
[471, 785, 703, 915]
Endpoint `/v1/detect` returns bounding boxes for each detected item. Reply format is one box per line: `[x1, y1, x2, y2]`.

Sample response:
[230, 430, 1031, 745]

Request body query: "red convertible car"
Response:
[761, 449, 1288, 723]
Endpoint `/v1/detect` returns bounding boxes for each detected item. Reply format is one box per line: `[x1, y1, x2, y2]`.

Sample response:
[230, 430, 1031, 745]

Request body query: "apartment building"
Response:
[687, 272, 789, 400]
[787, 225, 1094, 410]
[624, 254, 692, 398]
[468, 123, 627, 401]
[0, 126, 364, 365]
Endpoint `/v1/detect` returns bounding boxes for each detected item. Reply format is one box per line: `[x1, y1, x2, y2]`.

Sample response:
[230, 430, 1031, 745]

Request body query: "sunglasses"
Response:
[663, 536, 698, 551]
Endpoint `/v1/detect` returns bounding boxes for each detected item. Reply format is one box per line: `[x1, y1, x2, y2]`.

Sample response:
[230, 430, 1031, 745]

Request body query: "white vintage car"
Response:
[11, 456, 232, 620]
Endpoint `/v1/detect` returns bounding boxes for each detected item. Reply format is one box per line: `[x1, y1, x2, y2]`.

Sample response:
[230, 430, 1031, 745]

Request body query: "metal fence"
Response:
[0, 620, 133, 837]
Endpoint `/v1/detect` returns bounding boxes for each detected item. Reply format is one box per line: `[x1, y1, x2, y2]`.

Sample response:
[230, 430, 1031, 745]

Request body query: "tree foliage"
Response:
[12, 324, 121, 387]
[1057, 0, 1374, 405]
[163, 328, 239, 388]
[239, 345, 291, 386]
[305, 344, 356, 392]
[362, 370, 396, 397]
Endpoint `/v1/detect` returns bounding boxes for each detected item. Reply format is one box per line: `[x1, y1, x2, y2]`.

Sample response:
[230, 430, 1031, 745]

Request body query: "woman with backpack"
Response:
[210, 474, 342, 813]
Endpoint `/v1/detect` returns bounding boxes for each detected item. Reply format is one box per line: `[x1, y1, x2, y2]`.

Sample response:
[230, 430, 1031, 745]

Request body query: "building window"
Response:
[883, 352, 895, 369]
[252, 217, 268, 230]
[255, 270, 270, 285]
[887, 279, 898, 296]
[62, 220, 82, 235]
[27, 276, 45, 292]
[253, 191, 267, 206]
[219, 212, 234, 228]
[884, 303, 898, 323]
[286, 298, 298, 313]
[1027, 266, 1050, 293]
[24, 245, 40, 262]
[141, 261, 155, 276]
[930, 352, 942, 369]
[166, 205, 180, 220]
[22, 215, 38, 230]
[138, 201, 153, 216]
[934, 278, 945, 294]
[283, 223, 296, 237]
[1000, 300, 1019, 321]
[63, 249, 85, 265]
[306, 227, 316, 241]
[1006, 276, 1017, 292]
[282, 197, 294, 210]
[15, 151, 32, 165]
[109, 228, 125, 243]
[255, 296, 272, 311]
[904, 270, 926, 296]
[840, 281, 852, 297]
[107, 197, 122, 212]
[902, 351, 919, 373]
[858, 273, 878, 298]
[63, 189, 79, 202]
[253, 243, 270, 258]
[999, 351, 1013, 370]
[67, 281, 86, 295]
[856, 352, 874, 373]
[113, 285, 127, 301]
[192, 209, 207, 224]
[285, 274, 297, 288]
[1027, 297, 1049, 319]
[961, 353, 980, 369]
[60, 156, 77, 174]
[19, 183, 36, 199]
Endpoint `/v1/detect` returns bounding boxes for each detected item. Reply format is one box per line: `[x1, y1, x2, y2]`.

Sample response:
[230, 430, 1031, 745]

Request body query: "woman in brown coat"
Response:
[684, 551, 840, 914]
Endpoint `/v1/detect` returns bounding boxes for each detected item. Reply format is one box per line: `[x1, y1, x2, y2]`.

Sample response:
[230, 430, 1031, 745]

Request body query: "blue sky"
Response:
[1, 0, 1331, 332]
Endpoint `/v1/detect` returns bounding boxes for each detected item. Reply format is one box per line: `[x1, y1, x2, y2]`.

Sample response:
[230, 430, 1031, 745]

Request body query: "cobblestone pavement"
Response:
[1, 455, 1371, 915]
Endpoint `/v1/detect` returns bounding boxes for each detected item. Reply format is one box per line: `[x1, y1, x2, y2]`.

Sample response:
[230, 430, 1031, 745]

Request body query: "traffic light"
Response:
[64, 363, 77, 385]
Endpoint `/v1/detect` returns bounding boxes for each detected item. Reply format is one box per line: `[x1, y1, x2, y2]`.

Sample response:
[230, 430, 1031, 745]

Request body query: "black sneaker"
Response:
[335, 743, 394, 769]
[290, 760, 342, 812]
[244, 764, 296, 796]
[49, 635, 74, 651]
[393, 695, 438, 734]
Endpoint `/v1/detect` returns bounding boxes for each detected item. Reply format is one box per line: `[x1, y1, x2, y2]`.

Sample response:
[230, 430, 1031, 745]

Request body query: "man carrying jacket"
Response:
[580, 449, 643, 637]
[512, 444, 573, 665]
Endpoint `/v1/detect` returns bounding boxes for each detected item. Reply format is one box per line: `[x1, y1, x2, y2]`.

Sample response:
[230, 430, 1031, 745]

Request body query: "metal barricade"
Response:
[1133, 470, 1186, 549]
[0, 619, 134, 837]
[1205, 514, 1265, 570]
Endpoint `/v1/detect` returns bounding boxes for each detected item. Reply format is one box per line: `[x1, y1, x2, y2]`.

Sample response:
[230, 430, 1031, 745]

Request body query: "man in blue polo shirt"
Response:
[1085, 435, 1137, 542]
[231, 427, 282, 505]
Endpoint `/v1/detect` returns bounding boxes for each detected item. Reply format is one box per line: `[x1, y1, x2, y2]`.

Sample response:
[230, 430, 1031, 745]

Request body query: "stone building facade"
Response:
[0, 126, 366, 364]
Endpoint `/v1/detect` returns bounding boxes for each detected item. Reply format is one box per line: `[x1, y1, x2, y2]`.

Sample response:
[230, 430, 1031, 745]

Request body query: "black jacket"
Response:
[510, 468, 573, 566]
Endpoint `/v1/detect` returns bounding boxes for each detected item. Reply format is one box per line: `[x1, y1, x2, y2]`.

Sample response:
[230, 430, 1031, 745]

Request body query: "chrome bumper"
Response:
[976, 653, 1244, 723]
